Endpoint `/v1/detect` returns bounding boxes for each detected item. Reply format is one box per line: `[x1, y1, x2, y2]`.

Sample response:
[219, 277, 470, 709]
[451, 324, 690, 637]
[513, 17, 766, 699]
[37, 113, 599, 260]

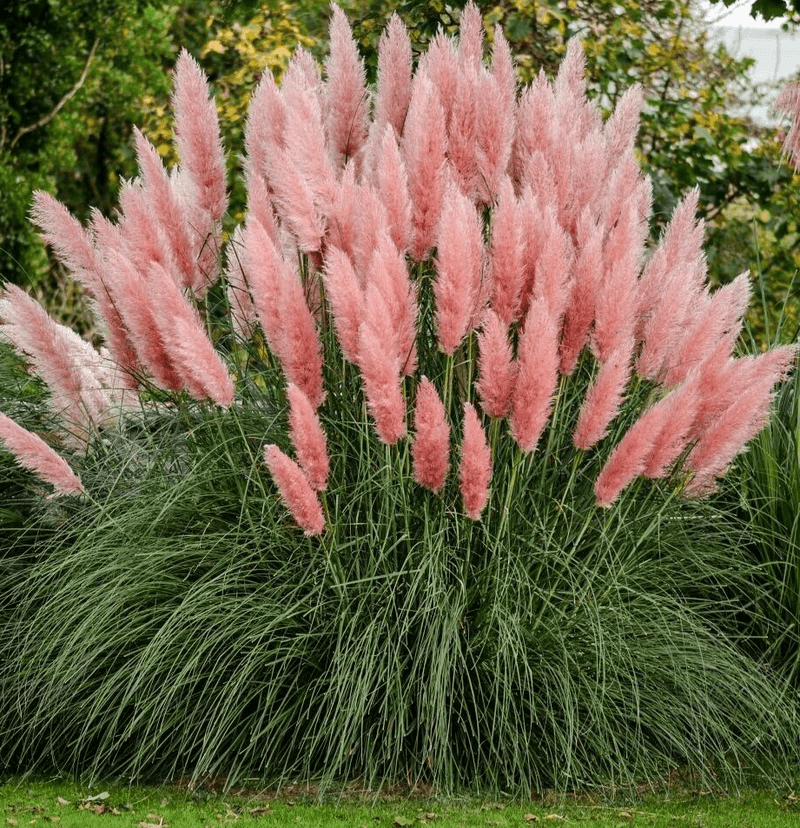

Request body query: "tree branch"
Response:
[8, 37, 99, 151]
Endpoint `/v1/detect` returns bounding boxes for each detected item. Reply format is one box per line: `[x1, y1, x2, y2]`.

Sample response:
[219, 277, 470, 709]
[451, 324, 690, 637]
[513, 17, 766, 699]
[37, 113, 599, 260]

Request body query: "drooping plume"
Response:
[264, 444, 325, 536]
[287, 383, 329, 491]
[0, 412, 84, 496]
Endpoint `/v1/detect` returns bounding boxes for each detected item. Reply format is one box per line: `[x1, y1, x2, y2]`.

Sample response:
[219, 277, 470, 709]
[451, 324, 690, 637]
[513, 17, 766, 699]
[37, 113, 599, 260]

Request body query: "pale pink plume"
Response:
[513, 73, 554, 186]
[148, 262, 235, 407]
[662, 273, 751, 386]
[0, 412, 84, 496]
[685, 346, 796, 493]
[286, 383, 329, 491]
[367, 233, 419, 375]
[172, 49, 228, 223]
[245, 171, 280, 248]
[776, 82, 800, 170]
[412, 376, 450, 493]
[134, 128, 198, 290]
[402, 73, 448, 261]
[30, 191, 99, 294]
[283, 77, 337, 214]
[604, 85, 644, 162]
[475, 310, 517, 418]
[509, 297, 560, 452]
[559, 215, 603, 375]
[264, 147, 326, 254]
[357, 319, 406, 445]
[553, 38, 599, 141]
[264, 443, 325, 536]
[325, 3, 369, 169]
[244, 70, 287, 182]
[0, 284, 112, 443]
[320, 245, 365, 364]
[532, 204, 574, 322]
[376, 126, 413, 254]
[225, 230, 258, 339]
[241, 217, 286, 353]
[434, 182, 483, 354]
[592, 201, 643, 363]
[328, 161, 359, 260]
[419, 33, 459, 122]
[276, 256, 326, 409]
[642, 376, 702, 479]
[117, 179, 174, 277]
[568, 130, 607, 234]
[447, 68, 480, 199]
[373, 13, 412, 140]
[460, 402, 492, 520]
[572, 338, 633, 450]
[457, 2, 484, 69]
[488, 176, 524, 325]
[102, 248, 182, 391]
[353, 184, 390, 281]
[283, 46, 323, 95]
[516, 185, 546, 321]
[593, 392, 675, 507]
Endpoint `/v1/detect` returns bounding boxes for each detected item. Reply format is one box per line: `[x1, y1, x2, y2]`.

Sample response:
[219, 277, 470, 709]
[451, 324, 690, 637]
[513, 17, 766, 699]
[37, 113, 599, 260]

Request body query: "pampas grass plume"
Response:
[264, 444, 325, 536]
[412, 376, 450, 493]
[460, 402, 491, 520]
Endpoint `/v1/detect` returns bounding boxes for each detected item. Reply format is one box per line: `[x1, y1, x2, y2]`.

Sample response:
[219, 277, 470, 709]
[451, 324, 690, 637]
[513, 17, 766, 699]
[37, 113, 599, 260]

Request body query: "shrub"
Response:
[0, 2, 796, 793]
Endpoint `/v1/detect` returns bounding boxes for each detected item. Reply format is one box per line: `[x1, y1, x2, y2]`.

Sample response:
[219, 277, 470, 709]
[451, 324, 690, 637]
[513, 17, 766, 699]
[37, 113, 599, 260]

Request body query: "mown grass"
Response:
[1, 778, 799, 828]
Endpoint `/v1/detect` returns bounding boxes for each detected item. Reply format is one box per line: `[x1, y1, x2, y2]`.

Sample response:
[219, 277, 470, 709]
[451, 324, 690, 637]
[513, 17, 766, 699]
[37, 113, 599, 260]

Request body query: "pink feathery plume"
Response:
[320, 245, 365, 364]
[592, 201, 644, 363]
[240, 217, 285, 351]
[102, 249, 182, 391]
[245, 172, 280, 247]
[474, 31, 515, 202]
[264, 444, 325, 536]
[358, 316, 406, 445]
[460, 402, 492, 520]
[420, 33, 459, 123]
[376, 126, 413, 254]
[402, 73, 448, 261]
[553, 39, 599, 141]
[447, 67, 480, 199]
[489, 176, 524, 325]
[515, 185, 545, 321]
[475, 309, 517, 418]
[512, 72, 554, 185]
[412, 376, 450, 493]
[566, 130, 607, 234]
[604, 85, 644, 163]
[0, 412, 84, 496]
[457, 2, 484, 69]
[509, 297, 560, 452]
[286, 382, 329, 491]
[325, 3, 369, 169]
[434, 182, 483, 354]
[776, 82, 800, 170]
[244, 70, 287, 183]
[148, 262, 234, 407]
[532, 204, 574, 322]
[0, 286, 113, 442]
[593, 391, 676, 507]
[367, 233, 419, 375]
[283, 78, 337, 215]
[30, 191, 99, 294]
[265, 147, 326, 254]
[686, 347, 796, 495]
[276, 258, 326, 409]
[560, 214, 603, 375]
[353, 184, 390, 282]
[662, 273, 751, 386]
[643, 375, 702, 479]
[373, 13, 412, 140]
[328, 161, 360, 263]
[572, 338, 633, 450]
[284, 46, 323, 96]
[117, 179, 174, 276]
[134, 129, 197, 290]
[172, 49, 227, 224]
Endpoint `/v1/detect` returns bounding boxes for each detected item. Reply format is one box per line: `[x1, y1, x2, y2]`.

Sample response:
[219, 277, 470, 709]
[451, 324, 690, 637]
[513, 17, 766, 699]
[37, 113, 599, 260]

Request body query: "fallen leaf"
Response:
[544, 817, 564, 822]
[5, 821, 17, 827]
[248, 807, 271, 817]
[393, 818, 412, 827]
[55, 799, 69, 808]
[524, 816, 539, 823]
[84, 792, 110, 802]
[618, 810, 633, 819]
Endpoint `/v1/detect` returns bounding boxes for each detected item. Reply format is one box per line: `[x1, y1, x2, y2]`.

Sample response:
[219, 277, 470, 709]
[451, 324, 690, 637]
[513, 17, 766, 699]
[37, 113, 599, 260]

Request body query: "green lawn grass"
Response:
[2, 779, 798, 828]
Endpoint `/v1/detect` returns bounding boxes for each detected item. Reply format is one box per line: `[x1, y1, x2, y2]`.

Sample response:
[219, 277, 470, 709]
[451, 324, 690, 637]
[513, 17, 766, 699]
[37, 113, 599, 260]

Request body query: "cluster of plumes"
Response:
[0, 4, 794, 522]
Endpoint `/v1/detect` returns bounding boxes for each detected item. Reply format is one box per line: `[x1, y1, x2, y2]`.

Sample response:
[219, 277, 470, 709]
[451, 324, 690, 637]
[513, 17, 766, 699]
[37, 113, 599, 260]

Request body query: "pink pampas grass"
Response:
[509, 298, 560, 452]
[776, 82, 800, 169]
[358, 317, 406, 445]
[489, 177, 524, 326]
[264, 444, 325, 536]
[412, 377, 450, 493]
[321, 245, 365, 364]
[373, 13, 412, 141]
[475, 310, 517, 418]
[287, 383, 329, 491]
[0, 412, 84, 495]
[460, 402, 492, 520]
[376, 126, 413, 254]
[434, 183, 483, 354]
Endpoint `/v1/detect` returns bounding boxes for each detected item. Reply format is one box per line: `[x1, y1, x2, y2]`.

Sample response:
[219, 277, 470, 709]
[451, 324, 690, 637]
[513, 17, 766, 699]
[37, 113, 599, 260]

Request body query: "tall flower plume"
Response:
[412, 377, 450, 493]
[287, 383, 329, 491]
[460, 402, 492, 520]
[264, 444, 325, 536]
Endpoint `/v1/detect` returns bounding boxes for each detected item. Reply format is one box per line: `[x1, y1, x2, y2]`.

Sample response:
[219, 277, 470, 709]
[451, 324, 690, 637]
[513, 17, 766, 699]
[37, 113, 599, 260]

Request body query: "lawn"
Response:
[2, 779, 799, 828]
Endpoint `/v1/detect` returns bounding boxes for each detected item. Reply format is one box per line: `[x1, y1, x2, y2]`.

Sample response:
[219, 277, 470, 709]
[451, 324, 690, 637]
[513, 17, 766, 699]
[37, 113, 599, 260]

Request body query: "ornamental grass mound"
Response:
[0, 2, 797, 793]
